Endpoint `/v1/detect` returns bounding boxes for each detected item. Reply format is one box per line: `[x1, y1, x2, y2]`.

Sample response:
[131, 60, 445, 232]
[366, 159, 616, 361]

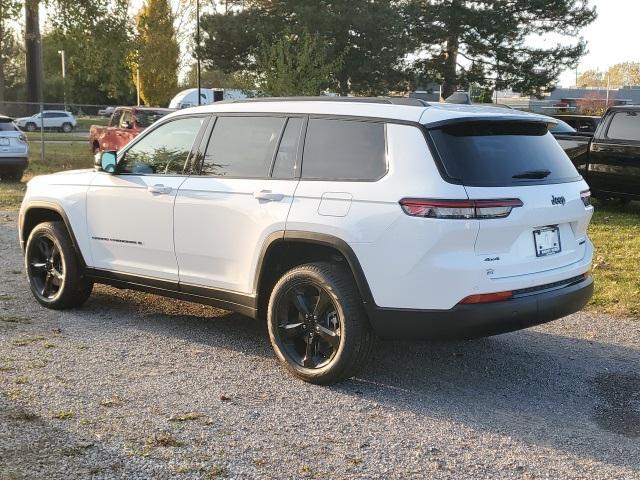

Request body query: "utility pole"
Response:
[25, 0, 43, 112]
[196, 0, 201, 106]
[137, 66, 141, 106]
[58, 50, 66, 110]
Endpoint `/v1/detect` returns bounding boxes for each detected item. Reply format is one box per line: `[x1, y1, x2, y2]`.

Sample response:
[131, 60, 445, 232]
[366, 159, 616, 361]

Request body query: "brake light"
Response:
[580, 190, 591, 207]
[18, 134, 27, 143]
[399, 198, 523, 219]
[460, 290, 513, 304]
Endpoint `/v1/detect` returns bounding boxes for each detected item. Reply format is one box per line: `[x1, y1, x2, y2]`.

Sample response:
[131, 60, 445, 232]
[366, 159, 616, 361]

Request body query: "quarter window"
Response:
[201, 116, 286, 178]
[607, 111, 640, 141]
[271, 117, 304, 179]
[302, 119, 386, 181]
[118, 116, 205, 175]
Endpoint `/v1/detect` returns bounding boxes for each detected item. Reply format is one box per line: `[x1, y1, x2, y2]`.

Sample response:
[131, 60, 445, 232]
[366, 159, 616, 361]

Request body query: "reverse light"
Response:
[399, 198, 523, 220]
[460, 290, 513, 304]
[580, 190, 591, 207]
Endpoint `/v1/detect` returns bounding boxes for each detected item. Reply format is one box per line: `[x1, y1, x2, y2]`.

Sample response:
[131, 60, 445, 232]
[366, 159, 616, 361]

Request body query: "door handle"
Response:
[147, 184, 172, 195]
[253, 190, 284, 202]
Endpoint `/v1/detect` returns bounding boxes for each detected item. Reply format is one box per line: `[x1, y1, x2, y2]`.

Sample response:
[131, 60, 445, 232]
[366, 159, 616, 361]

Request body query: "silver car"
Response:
[0, 116, 29, 181]
[15, 110, 77, 133]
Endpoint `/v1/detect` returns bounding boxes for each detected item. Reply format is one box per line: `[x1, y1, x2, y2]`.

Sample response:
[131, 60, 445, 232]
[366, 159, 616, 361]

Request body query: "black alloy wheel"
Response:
[267, 262, 375, 384]
[25, 221, 93, 310]
[27, 234, 65, 301]
[275, 282, 342, 369]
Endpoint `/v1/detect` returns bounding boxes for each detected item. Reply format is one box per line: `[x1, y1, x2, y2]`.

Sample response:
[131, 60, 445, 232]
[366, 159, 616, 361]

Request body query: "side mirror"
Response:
[125, 121, 134, 129]
[97, 151, 117, 173]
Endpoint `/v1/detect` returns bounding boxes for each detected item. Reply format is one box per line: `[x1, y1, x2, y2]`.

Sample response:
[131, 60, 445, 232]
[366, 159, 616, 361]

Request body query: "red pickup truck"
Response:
[89, 107, 173, 154]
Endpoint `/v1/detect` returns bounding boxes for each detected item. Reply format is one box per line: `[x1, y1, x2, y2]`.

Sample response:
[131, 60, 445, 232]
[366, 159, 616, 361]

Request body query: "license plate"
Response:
[0, 138, 9, 146]
[533, 226, 561, 257]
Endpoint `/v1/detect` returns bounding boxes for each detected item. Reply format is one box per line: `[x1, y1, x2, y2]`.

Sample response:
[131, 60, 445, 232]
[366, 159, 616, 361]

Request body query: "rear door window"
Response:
[271, 117, 304, 179]
[429, 121, 581, 187]
[606, 111, 640, 141]
[302, 119, 386, 181]
[201, 116, 286, 178]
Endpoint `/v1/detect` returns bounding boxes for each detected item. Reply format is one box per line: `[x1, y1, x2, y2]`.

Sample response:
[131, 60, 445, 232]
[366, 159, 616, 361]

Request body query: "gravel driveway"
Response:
[1, 211, 639, 479]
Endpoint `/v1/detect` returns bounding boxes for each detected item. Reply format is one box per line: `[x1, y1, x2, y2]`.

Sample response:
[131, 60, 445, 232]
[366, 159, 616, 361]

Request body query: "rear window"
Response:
[136, 110, 170, 128]
[429, 121, 581, 187]
[0, 120, 18, 131]
[606, 111, 640, 141]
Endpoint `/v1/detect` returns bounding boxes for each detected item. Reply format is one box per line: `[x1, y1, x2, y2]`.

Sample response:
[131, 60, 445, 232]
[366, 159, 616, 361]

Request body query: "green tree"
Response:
[577, 69, 605, 88]
[253, 31, 343, 96]
[410, 0, 597, 98]
[0, 0, 22, 102]
[135, 0, 180, 107]
[46, 0, 136, 105]
[199, 0, 412, 96]
[606, 62, 640, 88]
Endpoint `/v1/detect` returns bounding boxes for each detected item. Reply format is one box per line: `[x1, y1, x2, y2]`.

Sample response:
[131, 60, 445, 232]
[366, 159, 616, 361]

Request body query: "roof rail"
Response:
[221, 96, 430, 107]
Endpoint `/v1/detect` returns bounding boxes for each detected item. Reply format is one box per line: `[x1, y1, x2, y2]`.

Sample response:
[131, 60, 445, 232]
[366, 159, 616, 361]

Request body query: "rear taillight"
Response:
[580, 190, 591, 207]
[18, 134, 27, 143]
[399, 198, 523, 220]
[460, 290, 513, 304]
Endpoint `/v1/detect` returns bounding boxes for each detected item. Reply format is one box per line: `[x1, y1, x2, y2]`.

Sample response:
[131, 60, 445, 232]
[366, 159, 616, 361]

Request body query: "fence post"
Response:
[39, 102, 45, 165]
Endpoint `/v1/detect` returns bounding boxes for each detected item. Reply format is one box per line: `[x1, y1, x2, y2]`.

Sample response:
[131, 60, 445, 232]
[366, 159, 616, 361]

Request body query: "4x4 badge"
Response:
[551, 195, 566, 206]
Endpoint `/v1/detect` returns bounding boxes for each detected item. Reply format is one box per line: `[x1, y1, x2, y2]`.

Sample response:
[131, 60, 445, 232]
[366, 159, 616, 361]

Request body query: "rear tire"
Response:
[61, 122, 73, 133]
[267, 262, 375, 384]
[25, 221, 93, 310]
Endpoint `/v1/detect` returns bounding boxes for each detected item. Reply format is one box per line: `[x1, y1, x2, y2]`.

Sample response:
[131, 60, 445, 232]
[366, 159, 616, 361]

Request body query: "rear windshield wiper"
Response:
[512, 169, 551, 179]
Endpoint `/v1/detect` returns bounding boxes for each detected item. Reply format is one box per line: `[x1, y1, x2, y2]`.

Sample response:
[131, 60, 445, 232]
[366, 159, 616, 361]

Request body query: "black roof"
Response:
[222, 96, 430, 107]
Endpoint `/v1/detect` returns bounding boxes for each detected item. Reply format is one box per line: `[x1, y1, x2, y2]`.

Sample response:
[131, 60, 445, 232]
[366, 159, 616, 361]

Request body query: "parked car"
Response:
[552, 115, 601, 134]
[550, 118, 593, 173]
[552, 106, 640, 200]
[19, 98, 594, 384]
[98, 106, 117, 117]
[89, 107, 173, 154]
[15, 110, 77, 133]
[0, 116, 29, 181]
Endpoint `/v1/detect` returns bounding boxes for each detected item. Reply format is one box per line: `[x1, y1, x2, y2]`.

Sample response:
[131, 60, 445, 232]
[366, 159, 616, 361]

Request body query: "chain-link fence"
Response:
[0, 101, 106, 184]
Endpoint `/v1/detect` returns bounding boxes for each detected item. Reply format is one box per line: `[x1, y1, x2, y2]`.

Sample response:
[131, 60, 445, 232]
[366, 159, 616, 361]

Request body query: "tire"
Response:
[24, 221, 93, 310]
[61, 122, 73, 133]
[267, 262, 375, 384]
[25, 122, 37, 132]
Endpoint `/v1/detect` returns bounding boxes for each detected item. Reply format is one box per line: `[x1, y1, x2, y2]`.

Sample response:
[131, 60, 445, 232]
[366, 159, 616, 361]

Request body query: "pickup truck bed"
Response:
[554, 106, 640, 200]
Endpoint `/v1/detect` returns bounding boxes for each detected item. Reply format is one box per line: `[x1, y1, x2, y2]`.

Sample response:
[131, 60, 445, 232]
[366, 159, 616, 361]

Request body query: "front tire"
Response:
[267, 262, 375, 384]
[25, 221, 93, 310]
[25, 122, 37, 132]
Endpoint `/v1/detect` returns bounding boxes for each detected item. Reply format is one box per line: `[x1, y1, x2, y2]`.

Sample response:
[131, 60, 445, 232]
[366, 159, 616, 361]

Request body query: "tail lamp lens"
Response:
[580, 190, 591, 207]
[399, 198, 523, 220]
[460, 291, 513, 304]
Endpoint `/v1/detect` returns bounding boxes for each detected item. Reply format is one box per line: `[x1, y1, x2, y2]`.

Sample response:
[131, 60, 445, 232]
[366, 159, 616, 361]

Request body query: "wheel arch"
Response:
[254, 231, 375, 319]
[20, 201, 87, 269]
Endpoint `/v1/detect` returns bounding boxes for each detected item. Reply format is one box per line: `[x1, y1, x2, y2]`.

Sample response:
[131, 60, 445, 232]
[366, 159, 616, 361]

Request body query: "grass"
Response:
[588, 199, 640, 318]
[76, 116, 109, 131]
[25, 132, 88, 142]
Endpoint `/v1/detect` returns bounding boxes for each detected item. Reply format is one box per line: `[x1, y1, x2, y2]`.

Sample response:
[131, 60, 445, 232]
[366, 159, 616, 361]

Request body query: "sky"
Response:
[555, 0, 640, 86]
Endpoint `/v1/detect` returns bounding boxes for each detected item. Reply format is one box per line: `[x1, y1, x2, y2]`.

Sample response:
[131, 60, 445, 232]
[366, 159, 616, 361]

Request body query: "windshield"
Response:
[549, 119, 576, 134]
[429, 121, 581, 187]
[136, 110, 170, 128]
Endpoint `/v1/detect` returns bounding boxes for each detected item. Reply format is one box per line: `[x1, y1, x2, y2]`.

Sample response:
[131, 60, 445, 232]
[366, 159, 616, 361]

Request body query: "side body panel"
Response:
[287, 123, 474, 310]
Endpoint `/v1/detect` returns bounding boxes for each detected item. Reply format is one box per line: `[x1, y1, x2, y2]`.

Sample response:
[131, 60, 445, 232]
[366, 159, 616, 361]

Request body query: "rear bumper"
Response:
[0, 157, 28, 171]
[367, 275, 593, 340]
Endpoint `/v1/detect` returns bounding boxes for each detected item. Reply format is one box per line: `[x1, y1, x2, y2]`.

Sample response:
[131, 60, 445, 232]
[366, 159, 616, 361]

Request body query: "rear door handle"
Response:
[253, 190, 284, 202]
[148, 184, 172, 195]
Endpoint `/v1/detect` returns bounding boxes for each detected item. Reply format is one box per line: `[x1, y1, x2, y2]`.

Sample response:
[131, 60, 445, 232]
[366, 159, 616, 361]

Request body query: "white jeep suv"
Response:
[18, 98, 594, 384]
